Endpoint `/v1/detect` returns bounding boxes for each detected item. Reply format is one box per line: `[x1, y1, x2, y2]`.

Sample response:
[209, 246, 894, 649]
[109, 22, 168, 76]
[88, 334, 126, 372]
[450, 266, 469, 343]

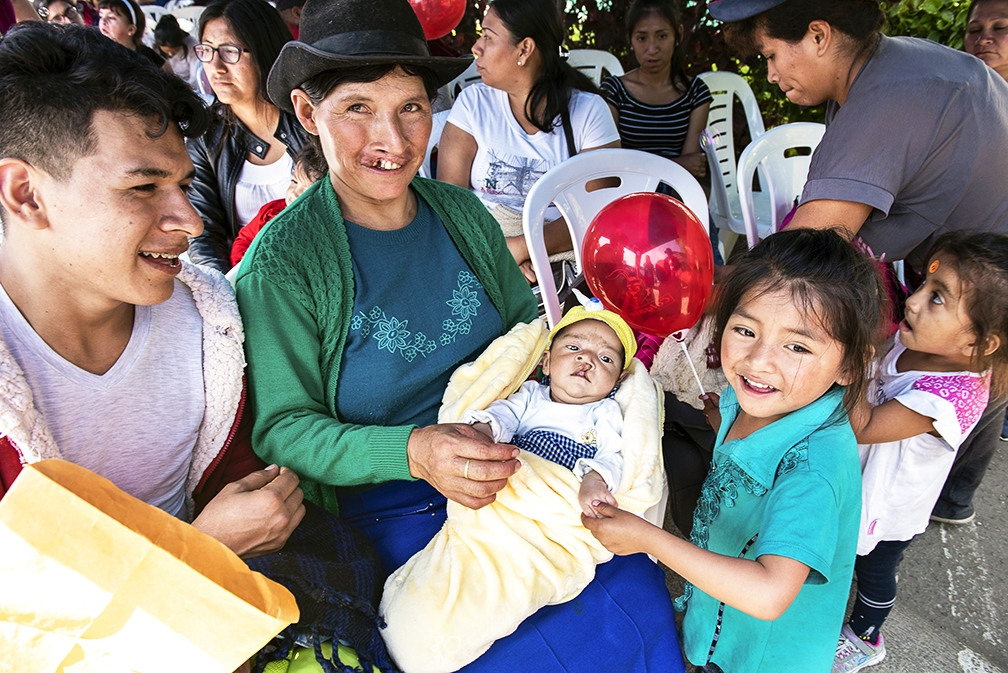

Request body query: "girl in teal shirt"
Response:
[585, 228, 888, 672]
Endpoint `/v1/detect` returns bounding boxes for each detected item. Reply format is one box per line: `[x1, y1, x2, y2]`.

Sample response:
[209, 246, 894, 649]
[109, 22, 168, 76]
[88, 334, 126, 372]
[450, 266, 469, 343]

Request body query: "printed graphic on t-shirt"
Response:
[480, 150, 549, 210]
[351, 270, 484, 361]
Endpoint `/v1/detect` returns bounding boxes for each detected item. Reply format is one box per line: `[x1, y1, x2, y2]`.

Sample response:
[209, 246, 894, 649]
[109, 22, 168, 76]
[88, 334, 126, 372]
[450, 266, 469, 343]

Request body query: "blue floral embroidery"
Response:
[440, 271, 482, 346]
[674, 443, 807, 612]
[351, 271, 484, 361]
[353, 308, 438, 362]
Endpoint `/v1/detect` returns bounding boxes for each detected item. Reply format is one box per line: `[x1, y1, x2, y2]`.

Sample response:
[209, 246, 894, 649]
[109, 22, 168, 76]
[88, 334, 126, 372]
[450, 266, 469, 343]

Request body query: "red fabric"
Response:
[230, 198, 286, 268]
[80, 2, 97, 25]
[1, 0, 16, 34]
[0, 436, 24, 500]
[192, 382, 266, 516]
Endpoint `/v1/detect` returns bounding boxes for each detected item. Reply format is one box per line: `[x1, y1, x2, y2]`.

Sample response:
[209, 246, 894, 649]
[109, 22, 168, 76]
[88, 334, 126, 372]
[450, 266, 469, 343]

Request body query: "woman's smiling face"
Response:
[296, 68, 432, 216]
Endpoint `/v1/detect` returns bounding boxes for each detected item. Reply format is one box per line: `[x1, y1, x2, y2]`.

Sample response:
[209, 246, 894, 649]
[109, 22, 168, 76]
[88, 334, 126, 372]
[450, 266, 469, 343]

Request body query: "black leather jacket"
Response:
[186, 106, 306, 273]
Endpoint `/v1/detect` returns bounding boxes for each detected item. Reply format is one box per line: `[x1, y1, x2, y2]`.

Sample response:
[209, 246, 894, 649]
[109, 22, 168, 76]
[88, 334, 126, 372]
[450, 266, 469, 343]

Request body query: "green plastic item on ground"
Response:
[261, 642, 381, 673]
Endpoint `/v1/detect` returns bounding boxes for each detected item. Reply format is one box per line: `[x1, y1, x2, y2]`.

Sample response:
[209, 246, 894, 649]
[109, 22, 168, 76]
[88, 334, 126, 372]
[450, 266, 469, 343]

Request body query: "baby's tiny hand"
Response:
[579, 471, 616, 518]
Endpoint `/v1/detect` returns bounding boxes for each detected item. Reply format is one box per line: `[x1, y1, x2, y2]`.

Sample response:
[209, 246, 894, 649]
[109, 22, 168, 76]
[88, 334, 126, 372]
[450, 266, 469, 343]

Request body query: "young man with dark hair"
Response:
[0, 22, 304, 558]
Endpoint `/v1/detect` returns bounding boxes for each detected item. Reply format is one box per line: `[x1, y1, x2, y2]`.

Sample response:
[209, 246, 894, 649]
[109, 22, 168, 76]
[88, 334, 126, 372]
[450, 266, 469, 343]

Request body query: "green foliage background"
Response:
[443, 0, 973, 129]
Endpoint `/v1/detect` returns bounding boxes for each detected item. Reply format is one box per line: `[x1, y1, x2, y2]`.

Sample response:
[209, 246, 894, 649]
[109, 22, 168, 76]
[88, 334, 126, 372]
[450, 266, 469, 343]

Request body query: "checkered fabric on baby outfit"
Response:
[512, 430, 596, 470]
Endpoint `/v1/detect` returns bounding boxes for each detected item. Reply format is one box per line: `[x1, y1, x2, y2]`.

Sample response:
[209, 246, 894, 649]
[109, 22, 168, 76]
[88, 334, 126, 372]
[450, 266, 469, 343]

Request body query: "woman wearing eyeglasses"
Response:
[186, 0, 307, 273]
[36, 0, 85, 25]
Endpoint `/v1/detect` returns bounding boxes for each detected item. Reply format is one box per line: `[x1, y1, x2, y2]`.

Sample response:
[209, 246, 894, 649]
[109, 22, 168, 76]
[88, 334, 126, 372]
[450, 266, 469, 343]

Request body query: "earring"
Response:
[517, 60, 523, 66]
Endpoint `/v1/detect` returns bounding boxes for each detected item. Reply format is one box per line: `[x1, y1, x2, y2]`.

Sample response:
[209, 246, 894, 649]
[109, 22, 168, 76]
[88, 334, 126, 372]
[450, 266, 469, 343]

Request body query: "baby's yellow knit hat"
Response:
[548, 297, 637, 369]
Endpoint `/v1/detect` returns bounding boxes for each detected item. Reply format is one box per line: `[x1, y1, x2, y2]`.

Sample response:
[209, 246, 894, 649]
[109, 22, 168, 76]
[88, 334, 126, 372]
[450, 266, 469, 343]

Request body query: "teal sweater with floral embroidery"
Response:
[234, 176, 537, 514]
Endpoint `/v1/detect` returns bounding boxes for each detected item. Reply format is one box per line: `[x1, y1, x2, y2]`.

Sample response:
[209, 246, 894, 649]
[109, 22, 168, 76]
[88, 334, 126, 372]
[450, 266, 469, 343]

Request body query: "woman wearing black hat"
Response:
[233, 0, 684, 670]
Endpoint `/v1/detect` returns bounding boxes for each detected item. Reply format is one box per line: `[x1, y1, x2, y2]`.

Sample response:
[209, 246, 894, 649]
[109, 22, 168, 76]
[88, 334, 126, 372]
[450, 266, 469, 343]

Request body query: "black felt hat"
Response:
[266, 0, 473, 112]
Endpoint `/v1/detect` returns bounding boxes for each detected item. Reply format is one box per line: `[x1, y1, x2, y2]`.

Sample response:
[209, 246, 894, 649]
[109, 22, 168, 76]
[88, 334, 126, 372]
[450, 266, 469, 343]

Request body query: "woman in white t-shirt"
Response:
[438, 0, 620, 278]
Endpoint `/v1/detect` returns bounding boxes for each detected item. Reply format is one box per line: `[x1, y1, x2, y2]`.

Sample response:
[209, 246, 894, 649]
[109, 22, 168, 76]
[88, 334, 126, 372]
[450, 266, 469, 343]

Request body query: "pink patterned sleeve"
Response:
[909, 373, 990, 438]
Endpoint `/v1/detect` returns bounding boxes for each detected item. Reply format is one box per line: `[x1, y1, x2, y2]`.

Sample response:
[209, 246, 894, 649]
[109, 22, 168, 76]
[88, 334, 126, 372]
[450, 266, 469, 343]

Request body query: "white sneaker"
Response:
[832, 624, 886, 672]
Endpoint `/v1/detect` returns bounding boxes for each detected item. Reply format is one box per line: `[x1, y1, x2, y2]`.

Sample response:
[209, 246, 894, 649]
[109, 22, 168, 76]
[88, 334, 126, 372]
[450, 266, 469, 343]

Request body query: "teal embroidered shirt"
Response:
[679, 385, 861, 673]
[234, 176, 537, 514]
[337, 198, 502, 428]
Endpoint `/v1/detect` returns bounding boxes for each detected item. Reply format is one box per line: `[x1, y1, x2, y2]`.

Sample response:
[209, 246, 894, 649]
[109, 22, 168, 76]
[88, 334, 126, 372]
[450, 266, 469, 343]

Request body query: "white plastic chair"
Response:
[143, 5, 168, 38]
[566, 49, 624, 85]
[523, 149, 704, 532]
[737, 122, 825, 248]
[169, 4, 204, 37]
[437, 59, 482, 107]
[696, 72, 766, 253]
[522, 148, 709, 329]
[419, 110, 451, 179]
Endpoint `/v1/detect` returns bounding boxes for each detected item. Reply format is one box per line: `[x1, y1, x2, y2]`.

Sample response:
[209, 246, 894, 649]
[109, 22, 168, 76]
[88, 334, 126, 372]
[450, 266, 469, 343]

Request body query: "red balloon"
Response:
[582, 192, 714, 338]
[409, 0, 466, 40]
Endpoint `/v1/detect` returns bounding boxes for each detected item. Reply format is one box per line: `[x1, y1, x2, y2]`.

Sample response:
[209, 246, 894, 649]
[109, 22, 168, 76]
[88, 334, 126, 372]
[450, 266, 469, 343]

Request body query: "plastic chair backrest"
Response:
[696, 72, 765, 228]
[169, 5, 204, 37]
[566, 49, 624, 85]
[143, 5, 168, 37]
[419, 110, 451, 179]
[523, 148, 709, 328]
[737, 122, 825, 248]
[700, 127, 731, 226]
[438, 60, 482, 106]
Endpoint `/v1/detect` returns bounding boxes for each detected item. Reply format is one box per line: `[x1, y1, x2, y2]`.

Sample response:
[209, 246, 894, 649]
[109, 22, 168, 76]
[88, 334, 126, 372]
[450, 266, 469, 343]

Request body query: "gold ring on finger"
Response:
[464, 458, 470, 480]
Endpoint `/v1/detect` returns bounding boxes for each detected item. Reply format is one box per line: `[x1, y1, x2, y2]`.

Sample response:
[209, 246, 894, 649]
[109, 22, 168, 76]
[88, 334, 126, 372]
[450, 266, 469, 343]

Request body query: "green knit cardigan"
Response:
[234, 176, 538, 514]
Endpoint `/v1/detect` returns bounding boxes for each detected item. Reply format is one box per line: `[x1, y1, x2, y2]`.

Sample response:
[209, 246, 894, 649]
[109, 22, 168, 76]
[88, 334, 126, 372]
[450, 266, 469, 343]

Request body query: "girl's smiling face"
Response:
[720, 286, 850, 433]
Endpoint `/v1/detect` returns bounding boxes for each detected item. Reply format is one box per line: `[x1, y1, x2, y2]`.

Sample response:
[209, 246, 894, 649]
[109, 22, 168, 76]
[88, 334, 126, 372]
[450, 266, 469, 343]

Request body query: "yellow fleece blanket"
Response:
[378, 320, 666, 673]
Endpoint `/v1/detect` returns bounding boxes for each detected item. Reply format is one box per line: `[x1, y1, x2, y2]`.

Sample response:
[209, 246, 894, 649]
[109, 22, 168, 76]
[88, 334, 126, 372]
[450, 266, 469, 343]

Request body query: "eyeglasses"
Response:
[193, 44, 249, 64]
[37, 4, 79, 21]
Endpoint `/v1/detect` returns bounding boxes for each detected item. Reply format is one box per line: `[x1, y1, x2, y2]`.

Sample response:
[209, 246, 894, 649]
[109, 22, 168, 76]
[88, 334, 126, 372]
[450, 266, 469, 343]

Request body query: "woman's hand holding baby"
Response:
[578, 470, 617, 518]
[408, 424, 521, 510]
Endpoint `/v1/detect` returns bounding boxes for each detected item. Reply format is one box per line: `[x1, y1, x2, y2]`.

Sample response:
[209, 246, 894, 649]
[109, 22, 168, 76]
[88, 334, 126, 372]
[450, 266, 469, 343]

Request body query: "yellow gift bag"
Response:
[0, 460, 299, 673]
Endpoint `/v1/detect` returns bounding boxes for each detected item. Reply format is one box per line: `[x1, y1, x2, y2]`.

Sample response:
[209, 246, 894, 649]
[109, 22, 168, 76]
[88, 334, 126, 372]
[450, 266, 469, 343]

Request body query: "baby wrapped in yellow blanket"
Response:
[378, 319, 666, 673]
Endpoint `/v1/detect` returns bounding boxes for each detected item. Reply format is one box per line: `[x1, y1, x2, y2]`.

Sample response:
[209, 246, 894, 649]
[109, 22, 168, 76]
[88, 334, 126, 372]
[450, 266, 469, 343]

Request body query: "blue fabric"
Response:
[679, 386, 861, 673]
[338, 480, 686, 672]
[849, 538, 914, 639]
[513, 430, 595, 470]
[337, 199, 503, 429]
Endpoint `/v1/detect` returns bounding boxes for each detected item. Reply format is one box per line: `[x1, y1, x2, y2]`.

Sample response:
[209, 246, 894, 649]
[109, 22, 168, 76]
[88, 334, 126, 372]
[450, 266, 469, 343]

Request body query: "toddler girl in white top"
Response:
[834, 232, 1008, 672]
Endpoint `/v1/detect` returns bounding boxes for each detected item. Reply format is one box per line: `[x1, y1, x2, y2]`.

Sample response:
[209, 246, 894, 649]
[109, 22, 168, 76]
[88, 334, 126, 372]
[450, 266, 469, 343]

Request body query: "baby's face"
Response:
[543, 320, 625, 405]
[285, 164, 315, 205]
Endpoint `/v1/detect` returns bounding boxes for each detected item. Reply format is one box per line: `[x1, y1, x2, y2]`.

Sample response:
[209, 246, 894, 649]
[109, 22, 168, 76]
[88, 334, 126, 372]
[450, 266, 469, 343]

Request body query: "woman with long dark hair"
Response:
[601, 0, 711, 178]
[185, 0, 306, 273]
[154, 14, 200, 90]
[438, 0, 620, 275]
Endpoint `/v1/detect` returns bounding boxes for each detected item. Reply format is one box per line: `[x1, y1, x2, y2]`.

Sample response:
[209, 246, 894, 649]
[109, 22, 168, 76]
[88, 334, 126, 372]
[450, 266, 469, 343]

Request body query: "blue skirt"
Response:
[339, 479, 686, 673]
